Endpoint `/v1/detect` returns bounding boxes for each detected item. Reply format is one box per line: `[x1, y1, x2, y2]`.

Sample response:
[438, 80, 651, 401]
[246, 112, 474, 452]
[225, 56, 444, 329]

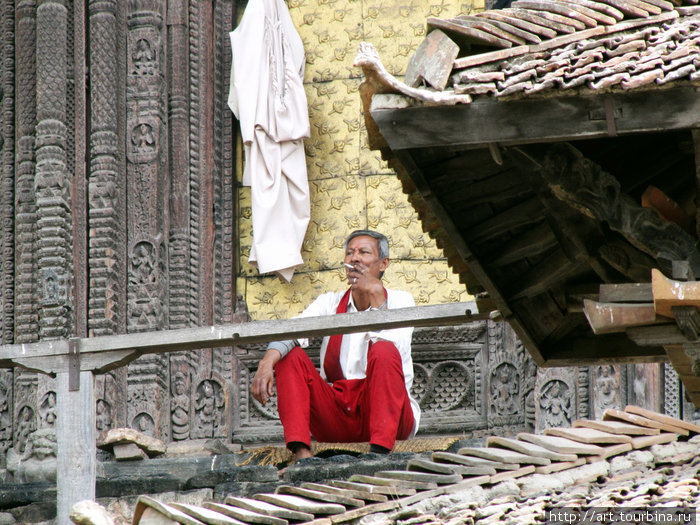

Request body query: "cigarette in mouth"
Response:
[344, 263, 355, 270]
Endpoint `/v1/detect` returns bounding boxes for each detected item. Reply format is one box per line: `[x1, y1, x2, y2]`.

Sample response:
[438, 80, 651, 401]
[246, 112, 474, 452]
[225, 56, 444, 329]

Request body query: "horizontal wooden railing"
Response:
[3, 301, 484, 525]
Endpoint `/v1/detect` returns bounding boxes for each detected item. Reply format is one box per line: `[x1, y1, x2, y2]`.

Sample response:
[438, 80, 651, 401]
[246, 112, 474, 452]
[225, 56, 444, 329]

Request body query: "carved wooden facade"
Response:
[0, 0, 241, 467]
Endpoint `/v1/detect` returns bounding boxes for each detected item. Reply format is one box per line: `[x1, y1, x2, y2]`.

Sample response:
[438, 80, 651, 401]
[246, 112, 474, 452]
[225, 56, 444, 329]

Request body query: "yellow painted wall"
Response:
[236, 0, 483, 320]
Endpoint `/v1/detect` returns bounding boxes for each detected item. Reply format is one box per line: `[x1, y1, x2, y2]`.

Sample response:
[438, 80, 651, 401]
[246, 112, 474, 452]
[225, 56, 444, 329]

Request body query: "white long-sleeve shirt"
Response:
[269, 288, 420, 436]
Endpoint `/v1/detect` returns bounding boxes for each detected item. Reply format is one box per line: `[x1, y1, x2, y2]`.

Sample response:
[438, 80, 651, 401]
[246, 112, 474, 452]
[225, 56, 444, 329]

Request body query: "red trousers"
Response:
[274, 341, 415, 450]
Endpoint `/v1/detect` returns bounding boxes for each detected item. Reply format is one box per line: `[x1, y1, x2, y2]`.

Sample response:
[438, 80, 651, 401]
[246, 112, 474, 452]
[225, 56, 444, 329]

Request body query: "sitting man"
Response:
[251, 229, 420, 462]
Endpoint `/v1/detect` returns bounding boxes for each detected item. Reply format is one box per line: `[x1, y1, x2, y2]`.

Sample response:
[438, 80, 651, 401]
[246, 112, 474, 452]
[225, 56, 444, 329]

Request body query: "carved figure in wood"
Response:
[539, 379, 573, 428]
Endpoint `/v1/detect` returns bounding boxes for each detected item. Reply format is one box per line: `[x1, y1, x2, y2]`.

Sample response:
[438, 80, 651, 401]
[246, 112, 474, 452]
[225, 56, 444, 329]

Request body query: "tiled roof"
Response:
[129, 406, 700, 524]
[354, 2, 700, 105]
[450, 7, 700, 99]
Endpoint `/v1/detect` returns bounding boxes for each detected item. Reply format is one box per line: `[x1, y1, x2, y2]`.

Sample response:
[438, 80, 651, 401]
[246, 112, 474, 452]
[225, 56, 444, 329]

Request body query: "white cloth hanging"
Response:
[228, 0, 310, 283]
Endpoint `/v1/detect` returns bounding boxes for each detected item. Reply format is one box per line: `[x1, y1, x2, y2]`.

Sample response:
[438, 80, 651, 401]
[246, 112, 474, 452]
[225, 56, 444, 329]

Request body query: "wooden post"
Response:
[693, 129, 700, 238]
[56, 371, 96, 525]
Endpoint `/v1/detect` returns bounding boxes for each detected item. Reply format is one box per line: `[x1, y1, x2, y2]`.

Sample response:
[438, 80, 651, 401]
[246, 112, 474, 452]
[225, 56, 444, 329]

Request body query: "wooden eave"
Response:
[364, 84, 699, 367]
[371, 85, 700, 151]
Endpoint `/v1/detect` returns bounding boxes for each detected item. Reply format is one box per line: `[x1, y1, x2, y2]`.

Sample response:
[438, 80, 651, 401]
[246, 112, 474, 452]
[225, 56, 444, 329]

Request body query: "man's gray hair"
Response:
[344, 230, 390, 259]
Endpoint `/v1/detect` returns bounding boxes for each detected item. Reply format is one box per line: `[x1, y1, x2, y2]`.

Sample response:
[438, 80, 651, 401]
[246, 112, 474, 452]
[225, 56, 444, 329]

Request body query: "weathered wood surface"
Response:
[427, 17, 514, 48]
[624, 404, 700, 433]
[404, 29, 460, 90]
[583, 299, 670, 334]
[602, 408, 690, 435]
[572, 419, 660, 435]
[599, 283, 653, 303]
[543, 426, 632, 444]
[370, 87, 700, 151]
[652, 268, 700, 318]
[1, 301, 481, 375]
[485, 436, 578, 461]
[57, 372, 96, 525]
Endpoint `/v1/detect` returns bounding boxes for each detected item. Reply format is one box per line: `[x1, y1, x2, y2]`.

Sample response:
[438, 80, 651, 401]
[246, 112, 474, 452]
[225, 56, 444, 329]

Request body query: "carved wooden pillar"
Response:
[0, 0, 16, 466]
[12, 0, 38, 461]
[88, 0, 128, 430]
[126, 0, 169, 440]
[35, 0, 71, 339]
[166, 0, 192, 440]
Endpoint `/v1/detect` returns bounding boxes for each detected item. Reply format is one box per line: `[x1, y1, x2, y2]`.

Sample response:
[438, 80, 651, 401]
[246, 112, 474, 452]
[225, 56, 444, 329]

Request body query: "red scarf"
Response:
[323, 287, 387, 383]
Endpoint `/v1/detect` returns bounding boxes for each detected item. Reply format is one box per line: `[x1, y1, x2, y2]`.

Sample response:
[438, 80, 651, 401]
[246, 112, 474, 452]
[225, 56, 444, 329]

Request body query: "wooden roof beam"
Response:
[371, 86, 700, 151]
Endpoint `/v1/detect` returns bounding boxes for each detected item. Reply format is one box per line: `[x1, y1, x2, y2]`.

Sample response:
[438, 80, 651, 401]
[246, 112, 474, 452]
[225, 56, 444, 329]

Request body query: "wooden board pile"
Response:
[132, 405, 700, 524]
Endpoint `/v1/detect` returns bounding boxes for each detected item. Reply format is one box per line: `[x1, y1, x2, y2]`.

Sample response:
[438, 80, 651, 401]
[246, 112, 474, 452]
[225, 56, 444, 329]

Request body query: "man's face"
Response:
[344, 235, 389, 281]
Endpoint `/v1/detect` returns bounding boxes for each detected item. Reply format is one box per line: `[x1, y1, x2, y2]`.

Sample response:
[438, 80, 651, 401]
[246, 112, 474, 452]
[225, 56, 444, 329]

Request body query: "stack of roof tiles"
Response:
[131, 406, 700, 524]
[402, 0, 700, 101]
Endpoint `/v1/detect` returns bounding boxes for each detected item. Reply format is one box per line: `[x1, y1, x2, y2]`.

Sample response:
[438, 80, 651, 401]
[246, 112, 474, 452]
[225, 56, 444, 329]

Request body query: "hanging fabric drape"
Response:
[228, 0, 310, 283]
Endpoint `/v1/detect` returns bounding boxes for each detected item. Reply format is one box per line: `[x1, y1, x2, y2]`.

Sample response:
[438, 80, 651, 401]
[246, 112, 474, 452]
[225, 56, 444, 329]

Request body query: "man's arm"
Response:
[251, 347, 283, 406]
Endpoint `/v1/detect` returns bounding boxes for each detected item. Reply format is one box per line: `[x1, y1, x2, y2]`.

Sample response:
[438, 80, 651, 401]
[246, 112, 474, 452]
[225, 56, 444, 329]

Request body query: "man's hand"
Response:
[251, 349, 282, 405]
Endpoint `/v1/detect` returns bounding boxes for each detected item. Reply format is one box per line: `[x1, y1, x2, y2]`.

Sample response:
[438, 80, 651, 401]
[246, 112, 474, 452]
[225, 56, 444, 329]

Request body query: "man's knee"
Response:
[367, 341, 401, 364]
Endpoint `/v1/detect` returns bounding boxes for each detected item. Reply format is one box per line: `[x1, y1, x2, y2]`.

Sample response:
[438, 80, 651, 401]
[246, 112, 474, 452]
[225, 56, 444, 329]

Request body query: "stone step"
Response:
[224, 496, 314, 522]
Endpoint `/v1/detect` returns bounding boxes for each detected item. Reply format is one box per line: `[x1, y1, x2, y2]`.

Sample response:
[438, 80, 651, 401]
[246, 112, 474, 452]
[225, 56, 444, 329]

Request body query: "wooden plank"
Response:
[276, 486, 363, 508]
[624, 405, 700, 433]
[329, 479, 416, 496]
[301, 483, 388, 503]
[489, 465, 536, 483]
[630, 432, 678, 449]
[371, 87, 700, 152]
[477, 9, 556, 38]
[350, 474, 437, 491]
[432, 450, 519, 470]
[602, 408, 689, 435]
[427, 17, 513, 48]
[516, 432, 605, 455]
[224, 496, 314, 522]
[457, 446, 551, 465]
[408, 458, 496, 476]
[451, 16, 528, 45]
[541, 333, 667, 367]
[583, 300, 670, 335]
[626, 324, 687, 346]
[170, 503, 246, 525]
[585, 442, 633, 462]
[544, 426, 632, 444]
[599, 283, 653, 303]
[374, 470, 463, 485]
[202, 503, 288, 525]
[465, 14, 542, 43]
[511, 0, 596, 26]
[133, 497, 206, 525]
[405, 29, 459, 90]
[253, 494, 346, 516]
[2, 301, 481, 375]
[572, 419, 660, 435]
[56, 371, 95, 525]
[652, 268, 700, 318]
[485, 436, 578, 462]
[534, 458, 586, 474]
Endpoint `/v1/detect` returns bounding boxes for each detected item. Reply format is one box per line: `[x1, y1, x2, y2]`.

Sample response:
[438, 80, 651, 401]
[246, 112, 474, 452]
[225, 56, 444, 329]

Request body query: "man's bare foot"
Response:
[294, 445, 313, 462]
